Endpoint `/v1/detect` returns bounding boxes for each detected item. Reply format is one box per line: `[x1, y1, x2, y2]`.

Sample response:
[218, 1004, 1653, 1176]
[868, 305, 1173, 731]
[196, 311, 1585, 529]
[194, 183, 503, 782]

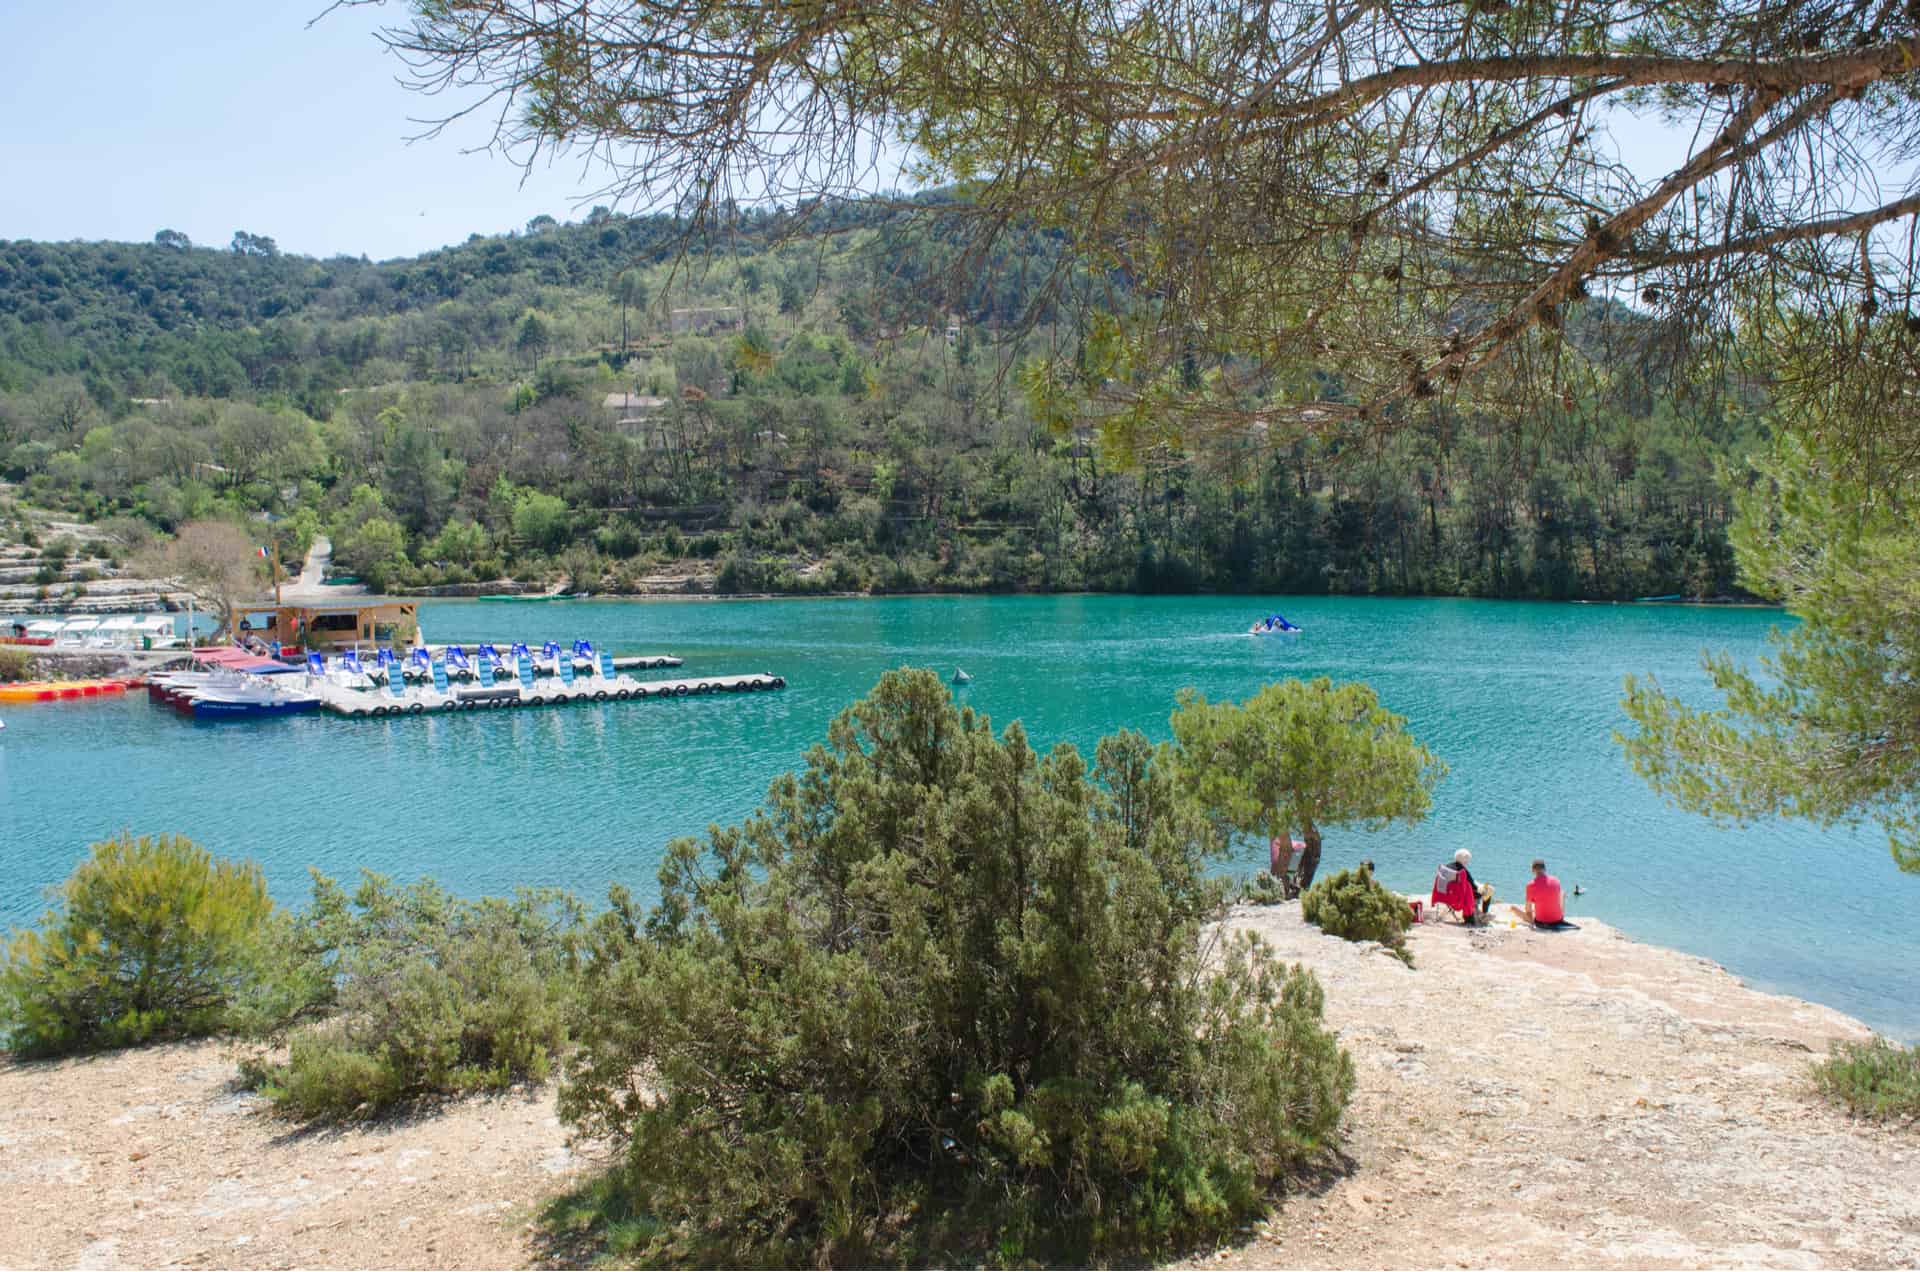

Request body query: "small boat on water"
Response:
[951, 668, 972, 685]
[1248, 613, 1303, 636]
[157, 667, 319, 719]
[185, 685, 321, 720]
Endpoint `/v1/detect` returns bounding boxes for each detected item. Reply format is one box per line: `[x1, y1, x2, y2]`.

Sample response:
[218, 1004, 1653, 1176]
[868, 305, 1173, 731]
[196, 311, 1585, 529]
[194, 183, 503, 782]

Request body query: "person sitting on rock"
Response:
[1523, 857, 1566, 927]
[1432, 848, 1492, 924]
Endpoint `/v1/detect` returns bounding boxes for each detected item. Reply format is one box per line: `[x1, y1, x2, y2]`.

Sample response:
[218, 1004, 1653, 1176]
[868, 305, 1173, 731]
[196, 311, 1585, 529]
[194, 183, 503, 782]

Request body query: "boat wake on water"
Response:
[1247, 612, 1304, 637]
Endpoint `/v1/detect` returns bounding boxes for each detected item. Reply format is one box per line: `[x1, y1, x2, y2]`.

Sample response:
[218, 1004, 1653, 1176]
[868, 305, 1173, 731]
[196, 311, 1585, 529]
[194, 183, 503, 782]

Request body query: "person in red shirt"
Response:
[1524, 858, 1565, 926]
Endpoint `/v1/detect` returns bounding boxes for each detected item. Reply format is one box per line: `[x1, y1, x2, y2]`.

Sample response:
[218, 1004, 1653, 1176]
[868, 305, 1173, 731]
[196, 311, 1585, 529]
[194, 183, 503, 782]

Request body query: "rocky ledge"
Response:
[0, 907, 1911, 1270]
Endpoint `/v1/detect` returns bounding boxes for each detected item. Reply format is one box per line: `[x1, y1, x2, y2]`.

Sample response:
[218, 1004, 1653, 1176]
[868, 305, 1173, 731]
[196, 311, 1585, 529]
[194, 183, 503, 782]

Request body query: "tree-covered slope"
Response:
[0, 205, 1751, 603]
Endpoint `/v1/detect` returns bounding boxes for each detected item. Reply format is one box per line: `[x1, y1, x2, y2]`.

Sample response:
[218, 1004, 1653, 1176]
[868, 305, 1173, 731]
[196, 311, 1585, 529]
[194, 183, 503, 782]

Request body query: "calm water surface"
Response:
[3, 595, 1914, 1040]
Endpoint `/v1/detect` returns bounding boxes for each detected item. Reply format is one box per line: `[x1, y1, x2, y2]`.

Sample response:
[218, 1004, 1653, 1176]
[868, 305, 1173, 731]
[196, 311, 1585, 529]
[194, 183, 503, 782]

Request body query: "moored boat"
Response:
[166, 668, 320, 719]
[186, 690, 321, 719]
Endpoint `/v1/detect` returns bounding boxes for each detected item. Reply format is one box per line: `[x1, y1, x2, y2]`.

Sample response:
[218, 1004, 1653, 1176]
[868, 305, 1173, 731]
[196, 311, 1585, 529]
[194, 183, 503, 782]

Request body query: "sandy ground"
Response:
[1, 907, 1913, 1271]
[1175, 906, 1918, 1271]
[0, 1050, 587, 1270]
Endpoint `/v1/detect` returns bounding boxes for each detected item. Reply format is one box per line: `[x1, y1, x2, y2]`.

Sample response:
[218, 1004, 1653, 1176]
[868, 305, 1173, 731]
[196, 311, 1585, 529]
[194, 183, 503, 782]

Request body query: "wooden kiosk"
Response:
[237, 597, 422, 654]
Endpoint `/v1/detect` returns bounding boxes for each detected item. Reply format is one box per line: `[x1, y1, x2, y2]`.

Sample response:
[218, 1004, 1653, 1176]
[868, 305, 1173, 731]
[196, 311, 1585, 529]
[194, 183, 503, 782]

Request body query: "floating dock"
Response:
[422, 646, 683, 672]
[306, 670, 785, 718]
[611, 654, 683, 671]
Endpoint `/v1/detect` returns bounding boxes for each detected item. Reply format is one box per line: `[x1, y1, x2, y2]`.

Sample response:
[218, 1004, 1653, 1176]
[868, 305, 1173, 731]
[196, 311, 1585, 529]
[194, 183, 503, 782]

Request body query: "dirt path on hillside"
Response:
[1, 908, 1913, 1270]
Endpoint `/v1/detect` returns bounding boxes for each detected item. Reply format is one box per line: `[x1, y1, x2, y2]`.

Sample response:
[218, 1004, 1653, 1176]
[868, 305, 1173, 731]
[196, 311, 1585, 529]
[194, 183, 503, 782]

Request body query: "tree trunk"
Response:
[1297, 817, 1324, 891]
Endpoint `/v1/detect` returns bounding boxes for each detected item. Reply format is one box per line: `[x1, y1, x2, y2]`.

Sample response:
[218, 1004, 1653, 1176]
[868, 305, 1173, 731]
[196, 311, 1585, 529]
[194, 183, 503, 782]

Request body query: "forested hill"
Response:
[0, 207, 1747, 601]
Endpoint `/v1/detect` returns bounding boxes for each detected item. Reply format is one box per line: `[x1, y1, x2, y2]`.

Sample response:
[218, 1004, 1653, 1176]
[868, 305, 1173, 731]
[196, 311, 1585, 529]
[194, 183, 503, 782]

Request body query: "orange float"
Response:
[0, 679, 134, 703]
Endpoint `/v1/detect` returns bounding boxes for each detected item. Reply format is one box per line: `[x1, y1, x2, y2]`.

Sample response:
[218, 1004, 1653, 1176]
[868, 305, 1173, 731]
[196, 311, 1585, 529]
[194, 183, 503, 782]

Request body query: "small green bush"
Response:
[0, 647, 33, 682]
[0, 833, 278, 1056]
[1300, 864, 1414, 963]
[1813, 1037, 1920, 1123]
[1238, 869, 1290, 905]
[239, 872, 582, 1120]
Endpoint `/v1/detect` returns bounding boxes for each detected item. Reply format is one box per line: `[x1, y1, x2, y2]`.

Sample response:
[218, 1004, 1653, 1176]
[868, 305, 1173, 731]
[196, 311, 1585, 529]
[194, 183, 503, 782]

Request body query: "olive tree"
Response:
[139, 519, 264, 638]
[1170, 678, 1446, 889]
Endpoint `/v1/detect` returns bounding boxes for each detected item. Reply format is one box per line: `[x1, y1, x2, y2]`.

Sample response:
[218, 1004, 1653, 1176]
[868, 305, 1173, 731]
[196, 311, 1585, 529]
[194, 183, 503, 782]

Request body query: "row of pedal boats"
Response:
[314, 641, 611, 689]
[148, 641, 622, 719]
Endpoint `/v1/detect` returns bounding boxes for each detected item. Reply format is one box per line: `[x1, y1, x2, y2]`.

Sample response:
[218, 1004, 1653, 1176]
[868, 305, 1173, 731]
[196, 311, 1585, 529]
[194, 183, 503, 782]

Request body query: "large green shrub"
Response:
[1300, 864, 1415, 963]
[561, 669, 1355, 1266]
[238, 872, 582, 1119]
[0, 833, 278, 1056]
[1813, 1037, 1920, 1123]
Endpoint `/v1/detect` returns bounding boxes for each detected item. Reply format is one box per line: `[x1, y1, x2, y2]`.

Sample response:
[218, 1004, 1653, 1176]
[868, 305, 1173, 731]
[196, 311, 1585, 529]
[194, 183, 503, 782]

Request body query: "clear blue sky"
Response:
[0, 0, 599, 260]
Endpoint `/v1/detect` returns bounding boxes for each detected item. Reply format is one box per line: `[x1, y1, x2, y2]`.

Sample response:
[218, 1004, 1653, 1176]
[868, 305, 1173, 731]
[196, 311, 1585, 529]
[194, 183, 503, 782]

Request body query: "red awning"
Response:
[191, 648, 298, 674]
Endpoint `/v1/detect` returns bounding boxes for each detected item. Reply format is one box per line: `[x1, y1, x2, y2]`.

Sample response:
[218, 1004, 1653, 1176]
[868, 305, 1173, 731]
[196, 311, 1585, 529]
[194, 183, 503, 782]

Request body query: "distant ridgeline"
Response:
[0, 200, 1746, 601]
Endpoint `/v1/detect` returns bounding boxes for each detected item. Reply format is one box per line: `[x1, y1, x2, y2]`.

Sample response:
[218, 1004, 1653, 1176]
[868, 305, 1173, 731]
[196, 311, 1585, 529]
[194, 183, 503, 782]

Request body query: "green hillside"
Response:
[0, 206, 1748, 601]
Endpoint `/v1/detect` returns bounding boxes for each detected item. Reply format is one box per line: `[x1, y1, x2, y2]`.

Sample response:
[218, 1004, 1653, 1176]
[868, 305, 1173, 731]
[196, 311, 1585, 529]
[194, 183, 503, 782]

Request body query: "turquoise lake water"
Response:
[2, 595, 1914, 1040]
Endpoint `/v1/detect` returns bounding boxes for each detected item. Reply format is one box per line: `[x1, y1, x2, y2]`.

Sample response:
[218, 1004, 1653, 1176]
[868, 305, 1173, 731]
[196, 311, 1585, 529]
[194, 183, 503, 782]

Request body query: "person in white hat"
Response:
[1431, 848, 1493, 923]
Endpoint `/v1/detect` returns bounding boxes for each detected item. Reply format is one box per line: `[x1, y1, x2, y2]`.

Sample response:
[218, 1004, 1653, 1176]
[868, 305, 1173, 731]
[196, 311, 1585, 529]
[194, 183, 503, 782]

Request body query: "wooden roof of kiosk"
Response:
[238, 597, 422, 652]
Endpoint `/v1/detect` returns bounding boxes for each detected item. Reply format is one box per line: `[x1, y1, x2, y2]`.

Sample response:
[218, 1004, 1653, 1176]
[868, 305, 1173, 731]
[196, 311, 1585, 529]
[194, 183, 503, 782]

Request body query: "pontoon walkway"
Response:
[307, 670, 784, 718]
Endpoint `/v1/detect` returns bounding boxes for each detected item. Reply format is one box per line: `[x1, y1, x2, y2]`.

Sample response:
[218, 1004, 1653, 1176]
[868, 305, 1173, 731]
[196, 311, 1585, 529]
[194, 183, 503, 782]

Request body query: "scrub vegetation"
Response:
[0, 832, 278, 1056]
[234, 874, 585, 1120]
[558, 669, 1353, 1264]
[1299, 864, 1418, 966]
[0, 646, 32, 681]
[1812, 1037, 1920, 1124]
